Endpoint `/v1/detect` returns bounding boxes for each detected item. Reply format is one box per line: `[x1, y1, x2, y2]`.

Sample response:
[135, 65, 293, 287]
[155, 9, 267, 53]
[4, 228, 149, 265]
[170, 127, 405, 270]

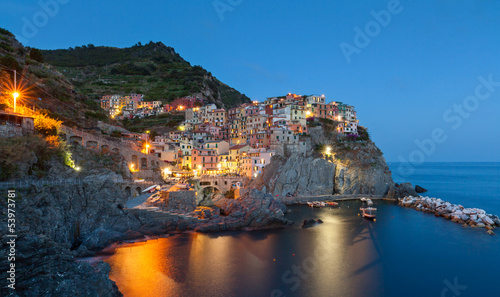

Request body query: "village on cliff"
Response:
[99, 93, 359, 179]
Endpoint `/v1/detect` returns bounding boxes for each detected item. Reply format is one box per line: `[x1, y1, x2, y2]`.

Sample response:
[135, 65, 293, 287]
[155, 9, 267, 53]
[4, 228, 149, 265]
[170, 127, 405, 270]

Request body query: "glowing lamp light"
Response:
[13, 92, 19, 99]
[75, 166, 81, 171]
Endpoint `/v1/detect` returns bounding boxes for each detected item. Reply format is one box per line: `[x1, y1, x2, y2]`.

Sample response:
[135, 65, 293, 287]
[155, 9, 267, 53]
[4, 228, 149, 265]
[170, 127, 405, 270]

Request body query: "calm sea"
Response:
[101, 163, 500, 297]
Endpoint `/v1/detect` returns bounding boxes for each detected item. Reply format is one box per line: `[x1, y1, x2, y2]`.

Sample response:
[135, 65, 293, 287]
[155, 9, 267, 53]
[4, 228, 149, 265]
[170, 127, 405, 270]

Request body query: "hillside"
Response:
[0, 28, 113, 128]
[41, 41, 251, 108]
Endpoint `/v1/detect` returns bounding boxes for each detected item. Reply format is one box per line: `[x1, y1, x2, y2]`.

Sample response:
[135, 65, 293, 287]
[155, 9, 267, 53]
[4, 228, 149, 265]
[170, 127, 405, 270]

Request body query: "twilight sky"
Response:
[1, 0, 499, 162]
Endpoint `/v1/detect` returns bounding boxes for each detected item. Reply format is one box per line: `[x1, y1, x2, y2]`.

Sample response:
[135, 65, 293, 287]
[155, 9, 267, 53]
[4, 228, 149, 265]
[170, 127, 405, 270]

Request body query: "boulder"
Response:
[387, 183, 418, 199]
[415, 185, 428, 193]
[302, 219, 324, 228]
[483, 216, 495, 225]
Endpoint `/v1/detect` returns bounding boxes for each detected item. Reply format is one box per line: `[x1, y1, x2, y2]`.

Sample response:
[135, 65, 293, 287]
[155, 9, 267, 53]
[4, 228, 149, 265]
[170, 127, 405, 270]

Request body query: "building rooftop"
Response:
[229, 144, 250, 150]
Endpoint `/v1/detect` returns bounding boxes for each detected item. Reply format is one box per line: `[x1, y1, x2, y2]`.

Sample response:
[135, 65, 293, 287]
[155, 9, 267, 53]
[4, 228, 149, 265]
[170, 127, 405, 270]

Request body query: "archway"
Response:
[136, 187, 142, 195]
[101, 145, 109, 153]
[140, 158, 147, 169]
[86, 141, 98, 149]
[69, 136, 83, 145]
[131, 155, 138, 169]
[124, 186, 131, 197]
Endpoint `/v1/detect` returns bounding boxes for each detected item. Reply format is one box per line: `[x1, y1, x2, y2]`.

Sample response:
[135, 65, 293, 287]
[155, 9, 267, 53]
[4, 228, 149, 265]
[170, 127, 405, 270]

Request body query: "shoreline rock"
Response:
[415, 185, 428, 193]
[0, 183, 290, 296]
[302, 219, 324, 228]
[387, 182, 418, 199]
[398, 196, 499, 234]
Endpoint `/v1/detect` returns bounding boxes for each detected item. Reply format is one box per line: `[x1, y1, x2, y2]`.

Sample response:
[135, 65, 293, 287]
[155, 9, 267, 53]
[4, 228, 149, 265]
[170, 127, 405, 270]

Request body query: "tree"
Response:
[0, 55, 22, 73]
[34, 112, 62, 136]
[29, 48, 44, 63]
[149, 130, 158, 141]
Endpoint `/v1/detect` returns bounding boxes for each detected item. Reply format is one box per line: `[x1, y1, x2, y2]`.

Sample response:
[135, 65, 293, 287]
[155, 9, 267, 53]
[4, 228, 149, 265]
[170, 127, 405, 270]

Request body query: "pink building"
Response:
[192, 148, 219, 173]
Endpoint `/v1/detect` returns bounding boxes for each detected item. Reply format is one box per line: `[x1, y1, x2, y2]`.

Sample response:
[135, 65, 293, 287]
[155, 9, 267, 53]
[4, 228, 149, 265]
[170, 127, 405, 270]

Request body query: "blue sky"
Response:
[1, 0, 499, 162]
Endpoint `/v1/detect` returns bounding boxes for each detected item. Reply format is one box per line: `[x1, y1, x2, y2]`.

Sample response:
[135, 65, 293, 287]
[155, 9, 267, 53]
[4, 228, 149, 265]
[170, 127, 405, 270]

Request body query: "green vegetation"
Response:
[0, 55, 22, 72]
[0, 43, 14, 53]
[357, 126, 370, 141]
[0, 135, 63, 180]
[122, 113, 184, 132]
[0, 28, 14, 37]
[29, 48, 44, 63]
[318, 118, 335, 125]
[110, 130, 122, 137]
[41, 41, 250, 108]
[84, 110, 108, 121]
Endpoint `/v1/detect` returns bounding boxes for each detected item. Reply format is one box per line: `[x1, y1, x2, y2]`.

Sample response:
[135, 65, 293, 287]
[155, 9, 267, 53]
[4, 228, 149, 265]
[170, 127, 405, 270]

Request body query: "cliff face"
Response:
[251, 125, 394, 197]
[0, 180, 130, 296]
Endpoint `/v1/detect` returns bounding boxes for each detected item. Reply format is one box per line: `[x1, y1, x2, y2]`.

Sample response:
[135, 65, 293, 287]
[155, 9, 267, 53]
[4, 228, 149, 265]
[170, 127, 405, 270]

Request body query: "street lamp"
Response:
[13, 92, 19, 113]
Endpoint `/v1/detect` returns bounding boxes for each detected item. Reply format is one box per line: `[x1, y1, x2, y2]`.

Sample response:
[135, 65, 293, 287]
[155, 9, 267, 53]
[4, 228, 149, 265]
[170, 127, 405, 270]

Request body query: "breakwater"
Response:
[399, 196, 500, 234]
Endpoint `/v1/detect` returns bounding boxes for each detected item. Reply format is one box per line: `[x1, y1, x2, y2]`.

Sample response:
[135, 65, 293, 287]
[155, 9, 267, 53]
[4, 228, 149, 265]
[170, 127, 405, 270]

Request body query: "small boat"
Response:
[360, 207, 377, 220]
[326, 201, 339, 207]
[307, 201, 326, 208]
[142, 185, 159, 193]
[366, 198, 374, 206]
[360, 197, 367, 202]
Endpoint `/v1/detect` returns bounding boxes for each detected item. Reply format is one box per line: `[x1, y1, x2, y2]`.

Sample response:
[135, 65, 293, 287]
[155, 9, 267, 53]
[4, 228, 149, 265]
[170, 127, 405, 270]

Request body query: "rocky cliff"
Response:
[251, 124, 395, 197]
[194, 189, 290, 232]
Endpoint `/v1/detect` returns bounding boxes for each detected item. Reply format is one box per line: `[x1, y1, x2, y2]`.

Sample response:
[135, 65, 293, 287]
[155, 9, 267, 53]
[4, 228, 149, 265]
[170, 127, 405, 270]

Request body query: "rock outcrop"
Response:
[387, 182, 418, 199]
[302, 219, 324, 228]
[0, 181, 292, 295]
[0, 180, 133, 296]
[415, 185, 428, 193]
[250, 125, 394, 197]
[193, 189, 291, 232]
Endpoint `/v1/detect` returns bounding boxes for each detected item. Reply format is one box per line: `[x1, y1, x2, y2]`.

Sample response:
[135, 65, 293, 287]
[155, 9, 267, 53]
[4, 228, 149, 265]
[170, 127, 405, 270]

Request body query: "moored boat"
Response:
[360, 207, 377, 220]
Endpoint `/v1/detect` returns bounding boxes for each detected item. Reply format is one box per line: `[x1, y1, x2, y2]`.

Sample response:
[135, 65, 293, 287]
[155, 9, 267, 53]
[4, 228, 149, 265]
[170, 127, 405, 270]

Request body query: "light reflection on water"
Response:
[103, 202, 386, 297]
[96, 163, 500, 297]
